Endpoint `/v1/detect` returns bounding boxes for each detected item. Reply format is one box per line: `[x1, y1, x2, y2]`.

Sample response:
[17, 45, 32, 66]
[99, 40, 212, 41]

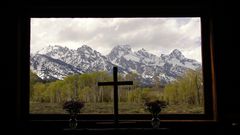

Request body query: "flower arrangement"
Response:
[63, 99, 84, 115]
[144, 100, 167, 117]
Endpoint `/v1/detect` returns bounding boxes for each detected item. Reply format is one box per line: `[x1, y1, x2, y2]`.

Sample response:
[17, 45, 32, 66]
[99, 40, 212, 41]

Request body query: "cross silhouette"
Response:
[98, 66, 133, 126]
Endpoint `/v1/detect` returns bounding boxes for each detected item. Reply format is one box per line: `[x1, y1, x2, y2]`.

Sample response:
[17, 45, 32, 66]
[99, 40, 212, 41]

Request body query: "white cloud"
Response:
[31, 18, 201, 62]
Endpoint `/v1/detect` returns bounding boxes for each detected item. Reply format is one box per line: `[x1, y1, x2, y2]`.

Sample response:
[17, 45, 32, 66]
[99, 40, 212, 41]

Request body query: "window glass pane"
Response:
[83, 86, 114, 114]
[30, 18, 203, 114]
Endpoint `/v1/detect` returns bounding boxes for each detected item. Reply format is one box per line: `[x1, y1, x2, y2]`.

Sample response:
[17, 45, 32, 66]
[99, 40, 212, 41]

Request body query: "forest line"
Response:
[30, 69, 204, 113]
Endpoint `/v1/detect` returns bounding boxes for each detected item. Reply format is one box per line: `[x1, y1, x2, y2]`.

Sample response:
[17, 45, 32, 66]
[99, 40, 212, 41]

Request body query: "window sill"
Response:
[63, 128, 170, 134]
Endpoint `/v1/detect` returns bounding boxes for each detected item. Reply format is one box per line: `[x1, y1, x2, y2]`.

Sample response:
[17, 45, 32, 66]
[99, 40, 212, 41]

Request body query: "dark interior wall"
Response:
[211, 0, 238, 123]
[1, 0, 237, 133]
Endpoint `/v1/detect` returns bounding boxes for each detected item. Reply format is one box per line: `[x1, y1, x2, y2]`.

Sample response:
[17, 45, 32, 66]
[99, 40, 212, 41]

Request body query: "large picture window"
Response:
[30, 18, 204, 115]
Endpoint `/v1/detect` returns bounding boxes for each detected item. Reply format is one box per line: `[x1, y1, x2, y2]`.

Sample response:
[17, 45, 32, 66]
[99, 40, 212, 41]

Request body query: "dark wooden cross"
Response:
[98, 66, 133, 126]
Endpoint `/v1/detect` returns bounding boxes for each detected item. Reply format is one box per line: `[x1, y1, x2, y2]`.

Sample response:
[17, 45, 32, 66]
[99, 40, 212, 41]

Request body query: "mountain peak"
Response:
[37, 45, 66, 54]
[136, 48, 155, 57]
[107, 45, 134, 62]
[77, 45, 93, 52]
[48, 45, 64, 49]
[110, 45, 133, 55]
[80, 45, 92, 49]
[139, 48, 146, 52]
[172, 49, 182, 54]
[115, 45, 132, 51]
[169, 49, 185, 59]
[52, 44, 62, 47]
[31, 45, 201, 85]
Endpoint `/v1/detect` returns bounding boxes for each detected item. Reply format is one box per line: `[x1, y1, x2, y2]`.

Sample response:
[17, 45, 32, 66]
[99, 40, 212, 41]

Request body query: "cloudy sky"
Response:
[31, 18, 202, 62]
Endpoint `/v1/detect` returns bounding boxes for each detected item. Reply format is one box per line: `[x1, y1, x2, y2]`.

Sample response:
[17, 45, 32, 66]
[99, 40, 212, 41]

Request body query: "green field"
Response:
[30, 102, 204, 114]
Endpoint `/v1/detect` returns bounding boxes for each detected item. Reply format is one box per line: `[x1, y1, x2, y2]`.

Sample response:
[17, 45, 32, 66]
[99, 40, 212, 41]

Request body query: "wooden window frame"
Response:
[16, 4, 217, 128]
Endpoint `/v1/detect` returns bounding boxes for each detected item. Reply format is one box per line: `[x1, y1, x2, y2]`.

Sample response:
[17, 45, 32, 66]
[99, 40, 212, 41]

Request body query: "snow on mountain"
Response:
[106, 45, 143, 73]
[135, 48, 160, 65]
[161, 49, 201, 70]
[30, 45, 202, 85]
[106, 45, 201, 84]
[107, 45, 140, 65]
[107, 45, 133, 60]
[36, 45, 114, 73]
[36, 45, 75, 64]
[30, 54, 83, 80]
[73, 45, 115, 72]
[170, 49, 185, 60]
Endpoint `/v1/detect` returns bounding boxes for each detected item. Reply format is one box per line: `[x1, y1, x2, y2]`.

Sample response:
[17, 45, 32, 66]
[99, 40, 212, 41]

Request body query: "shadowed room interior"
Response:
[2, 0, 238, 134]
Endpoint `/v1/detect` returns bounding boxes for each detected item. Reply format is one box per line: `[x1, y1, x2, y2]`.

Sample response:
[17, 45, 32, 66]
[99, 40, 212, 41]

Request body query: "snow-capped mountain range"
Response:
[30, 45, 201, 85]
